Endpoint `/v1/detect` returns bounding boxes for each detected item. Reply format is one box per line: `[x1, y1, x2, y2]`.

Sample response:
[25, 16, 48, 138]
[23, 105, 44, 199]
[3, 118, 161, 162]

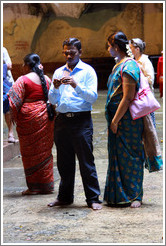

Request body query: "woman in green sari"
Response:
[104, 31, 145, 208]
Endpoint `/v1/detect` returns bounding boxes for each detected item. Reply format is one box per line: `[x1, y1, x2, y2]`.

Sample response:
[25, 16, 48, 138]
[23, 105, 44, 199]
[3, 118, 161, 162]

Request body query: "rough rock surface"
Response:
[3, 3, 163, 63]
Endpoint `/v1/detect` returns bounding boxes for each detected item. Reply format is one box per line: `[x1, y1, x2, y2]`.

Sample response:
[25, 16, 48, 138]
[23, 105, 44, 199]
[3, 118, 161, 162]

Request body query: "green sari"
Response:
[104, 59, 145, 205]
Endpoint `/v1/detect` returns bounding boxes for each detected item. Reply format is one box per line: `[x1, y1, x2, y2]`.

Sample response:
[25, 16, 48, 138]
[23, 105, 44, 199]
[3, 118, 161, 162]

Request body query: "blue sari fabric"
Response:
[104, 59, 145, 205]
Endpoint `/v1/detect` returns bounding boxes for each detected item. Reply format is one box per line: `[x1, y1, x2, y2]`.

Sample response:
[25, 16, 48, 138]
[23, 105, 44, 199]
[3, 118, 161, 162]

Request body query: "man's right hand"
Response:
[53, 79, 61, 89]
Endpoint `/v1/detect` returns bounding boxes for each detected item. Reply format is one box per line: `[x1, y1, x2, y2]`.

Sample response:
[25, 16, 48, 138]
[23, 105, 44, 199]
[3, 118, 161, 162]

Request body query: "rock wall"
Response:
[33, 3, 145, 63]
[3, 3, 163, 64]
[3, 3, 41, 63]
[143, 3, 163, 54]
[3, 2, 163, 86]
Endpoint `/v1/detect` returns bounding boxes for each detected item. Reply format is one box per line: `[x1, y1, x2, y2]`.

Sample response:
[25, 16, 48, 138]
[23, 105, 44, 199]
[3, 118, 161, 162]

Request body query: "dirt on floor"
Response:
[3, 90, 164, 244]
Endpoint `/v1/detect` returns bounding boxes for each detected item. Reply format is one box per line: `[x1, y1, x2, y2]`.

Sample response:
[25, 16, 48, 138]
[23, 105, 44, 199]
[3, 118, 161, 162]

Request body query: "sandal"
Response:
[8, 135, 16, 143]
[22, 189, 39, 196]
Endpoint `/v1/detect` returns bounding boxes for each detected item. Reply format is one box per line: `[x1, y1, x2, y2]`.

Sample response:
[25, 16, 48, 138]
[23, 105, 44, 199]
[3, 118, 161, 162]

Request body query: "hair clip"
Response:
[38, 64, 43, 70]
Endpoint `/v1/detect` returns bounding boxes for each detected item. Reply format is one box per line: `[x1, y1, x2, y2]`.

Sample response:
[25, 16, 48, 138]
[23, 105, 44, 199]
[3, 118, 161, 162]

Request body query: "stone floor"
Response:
[2, 89, 164, 244]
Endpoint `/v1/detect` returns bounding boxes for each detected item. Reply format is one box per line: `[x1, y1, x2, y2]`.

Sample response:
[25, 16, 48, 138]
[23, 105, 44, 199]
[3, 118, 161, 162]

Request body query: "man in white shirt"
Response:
[3, 47, 14, 84]
[48, 38, 102, 210]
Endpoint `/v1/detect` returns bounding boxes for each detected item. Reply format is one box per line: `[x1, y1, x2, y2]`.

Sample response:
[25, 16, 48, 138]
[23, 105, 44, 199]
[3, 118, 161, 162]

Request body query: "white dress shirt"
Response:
[48, 59, 98, 113]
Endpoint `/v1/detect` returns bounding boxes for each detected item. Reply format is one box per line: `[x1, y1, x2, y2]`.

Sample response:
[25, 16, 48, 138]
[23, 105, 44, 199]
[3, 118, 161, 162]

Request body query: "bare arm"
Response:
[110, 73, 136, 134]
[44, 75, 52, 88]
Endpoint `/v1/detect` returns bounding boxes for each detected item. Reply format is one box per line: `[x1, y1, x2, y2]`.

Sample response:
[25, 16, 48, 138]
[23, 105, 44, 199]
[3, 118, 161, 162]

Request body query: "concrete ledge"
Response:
[3, 140, 20, 162]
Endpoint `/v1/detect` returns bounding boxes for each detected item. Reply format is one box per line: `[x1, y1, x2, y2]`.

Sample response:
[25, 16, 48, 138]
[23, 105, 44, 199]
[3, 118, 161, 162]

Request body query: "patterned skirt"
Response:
[16, 101, 54, 193]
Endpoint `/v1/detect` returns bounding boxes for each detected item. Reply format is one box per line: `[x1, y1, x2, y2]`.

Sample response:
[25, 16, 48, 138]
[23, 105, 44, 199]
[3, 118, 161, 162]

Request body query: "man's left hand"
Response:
[61, 76, 77, 88]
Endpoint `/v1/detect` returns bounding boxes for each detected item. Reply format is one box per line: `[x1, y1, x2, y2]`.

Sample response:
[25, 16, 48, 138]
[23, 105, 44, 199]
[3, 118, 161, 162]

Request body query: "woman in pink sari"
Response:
[8, 53, 55, 195]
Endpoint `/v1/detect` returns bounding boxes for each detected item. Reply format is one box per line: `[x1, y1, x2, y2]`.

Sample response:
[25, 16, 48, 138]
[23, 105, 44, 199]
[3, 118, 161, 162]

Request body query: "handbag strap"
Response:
[120, 58, 140, 81]
[120, 58, 151, 91]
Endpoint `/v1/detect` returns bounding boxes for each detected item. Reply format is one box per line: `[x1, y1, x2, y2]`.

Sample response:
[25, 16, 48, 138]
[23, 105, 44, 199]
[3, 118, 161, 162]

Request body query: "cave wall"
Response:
[143, 3, 163, 53]
[32, 3, 144, 63]
[3, 2, 163, 87]
[3, 3, 163, 63]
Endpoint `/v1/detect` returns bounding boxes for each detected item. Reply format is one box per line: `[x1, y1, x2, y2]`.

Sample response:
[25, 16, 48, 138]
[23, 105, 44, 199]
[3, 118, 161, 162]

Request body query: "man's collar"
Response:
[63, 59, 83, 71]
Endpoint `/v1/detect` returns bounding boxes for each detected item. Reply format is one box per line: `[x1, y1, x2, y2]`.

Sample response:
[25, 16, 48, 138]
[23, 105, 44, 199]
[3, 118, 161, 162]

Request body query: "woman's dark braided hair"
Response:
[23, 53, 54, 120]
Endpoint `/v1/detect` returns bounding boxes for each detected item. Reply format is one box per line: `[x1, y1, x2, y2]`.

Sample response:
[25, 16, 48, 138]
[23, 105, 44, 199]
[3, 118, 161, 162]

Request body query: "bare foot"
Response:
[47, 199, 72, 207]
[131, 201, 141, 208]
[91, 203, 102, 210]
[22, 189, 39, 195]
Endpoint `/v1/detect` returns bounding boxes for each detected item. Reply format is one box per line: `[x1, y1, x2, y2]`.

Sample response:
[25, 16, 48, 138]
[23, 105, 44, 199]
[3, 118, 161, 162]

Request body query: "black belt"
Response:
[57, 111, 91, 118]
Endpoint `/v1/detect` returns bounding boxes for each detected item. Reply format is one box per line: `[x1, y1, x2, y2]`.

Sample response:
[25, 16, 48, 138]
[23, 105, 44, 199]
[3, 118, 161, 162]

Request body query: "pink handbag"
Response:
[121, 59, 160, 120]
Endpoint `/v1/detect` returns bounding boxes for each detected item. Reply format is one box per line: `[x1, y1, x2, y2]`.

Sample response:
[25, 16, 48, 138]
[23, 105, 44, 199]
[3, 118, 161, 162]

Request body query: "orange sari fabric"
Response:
[8, 76, 55, 193]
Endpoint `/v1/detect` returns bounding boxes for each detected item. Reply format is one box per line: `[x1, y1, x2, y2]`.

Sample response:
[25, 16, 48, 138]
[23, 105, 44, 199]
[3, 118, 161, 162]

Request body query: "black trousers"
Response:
[54, 112, 101, 206]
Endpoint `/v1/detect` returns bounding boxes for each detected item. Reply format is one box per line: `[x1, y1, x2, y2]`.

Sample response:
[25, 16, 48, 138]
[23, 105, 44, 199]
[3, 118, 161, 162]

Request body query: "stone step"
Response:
[3, 139, 20, 163]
